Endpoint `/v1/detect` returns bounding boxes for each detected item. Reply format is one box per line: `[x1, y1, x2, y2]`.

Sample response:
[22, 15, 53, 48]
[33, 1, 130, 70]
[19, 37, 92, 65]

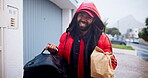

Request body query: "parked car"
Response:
[111, 40, 126, 45]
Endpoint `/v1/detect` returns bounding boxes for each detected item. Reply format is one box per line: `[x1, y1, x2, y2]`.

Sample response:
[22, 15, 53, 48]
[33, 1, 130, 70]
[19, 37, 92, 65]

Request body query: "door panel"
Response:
[23, 0, 62, 64]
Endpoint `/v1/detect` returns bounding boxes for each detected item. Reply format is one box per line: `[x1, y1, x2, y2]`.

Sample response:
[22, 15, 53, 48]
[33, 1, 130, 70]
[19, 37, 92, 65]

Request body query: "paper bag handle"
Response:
[95, 46, 113, 55]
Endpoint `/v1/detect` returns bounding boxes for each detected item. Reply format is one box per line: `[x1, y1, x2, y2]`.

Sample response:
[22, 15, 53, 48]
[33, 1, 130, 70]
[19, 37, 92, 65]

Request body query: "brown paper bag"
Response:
[91, 46, 114, 78]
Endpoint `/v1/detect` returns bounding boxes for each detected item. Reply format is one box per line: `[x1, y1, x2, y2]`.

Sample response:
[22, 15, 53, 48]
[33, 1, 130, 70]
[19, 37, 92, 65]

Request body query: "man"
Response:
[45, 2, 117, 78]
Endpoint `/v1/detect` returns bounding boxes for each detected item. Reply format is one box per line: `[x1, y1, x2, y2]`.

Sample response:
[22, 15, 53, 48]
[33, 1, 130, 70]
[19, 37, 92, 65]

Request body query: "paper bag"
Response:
[91, 46, 114, 78]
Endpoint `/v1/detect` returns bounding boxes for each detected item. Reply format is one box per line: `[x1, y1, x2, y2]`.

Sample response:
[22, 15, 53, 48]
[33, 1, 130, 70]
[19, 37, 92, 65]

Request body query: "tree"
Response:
[139, 28, 148, 42]
[138, 17, 148, 42]
[103, 20, 108, 26]
[105, 27, 121, 36]
[145, 17, 148, 27]
[103, 18, 109, 32]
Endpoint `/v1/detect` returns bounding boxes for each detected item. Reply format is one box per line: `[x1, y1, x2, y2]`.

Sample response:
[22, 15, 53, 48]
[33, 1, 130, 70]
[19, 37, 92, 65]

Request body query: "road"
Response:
[113, 48, 148, 78]
[128, 42, 148, 51]
[127, 42, 148, 61]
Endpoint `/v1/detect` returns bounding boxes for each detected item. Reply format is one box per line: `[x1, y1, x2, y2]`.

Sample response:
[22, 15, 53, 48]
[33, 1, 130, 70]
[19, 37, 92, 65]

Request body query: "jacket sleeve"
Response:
[98, 33, 112, 52]
[57, 32, 67, 57]
[111, 55, 117, 69]
[98, 33, 117, 69]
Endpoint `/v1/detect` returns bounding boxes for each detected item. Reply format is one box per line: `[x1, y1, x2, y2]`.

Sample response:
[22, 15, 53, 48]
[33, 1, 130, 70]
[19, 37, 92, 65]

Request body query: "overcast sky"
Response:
[80, 0, 148, 27]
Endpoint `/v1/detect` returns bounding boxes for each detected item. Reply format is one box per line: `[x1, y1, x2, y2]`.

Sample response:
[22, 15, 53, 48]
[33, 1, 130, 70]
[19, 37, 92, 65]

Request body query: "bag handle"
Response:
[41, 49, 58, 55]
[95, 46, 112, 55]
[41, 49, 46, 54]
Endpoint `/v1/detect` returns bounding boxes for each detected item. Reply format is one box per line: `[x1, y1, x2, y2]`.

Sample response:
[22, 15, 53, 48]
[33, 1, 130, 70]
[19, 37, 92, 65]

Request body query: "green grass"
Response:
[112, 44, 135, 50]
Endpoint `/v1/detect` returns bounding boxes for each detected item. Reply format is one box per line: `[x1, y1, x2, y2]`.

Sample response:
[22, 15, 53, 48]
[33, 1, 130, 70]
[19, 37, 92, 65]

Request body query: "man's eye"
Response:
[88, 17, 92, 19]
[79, 14, 83, 17]
[86, 16, 93, 20]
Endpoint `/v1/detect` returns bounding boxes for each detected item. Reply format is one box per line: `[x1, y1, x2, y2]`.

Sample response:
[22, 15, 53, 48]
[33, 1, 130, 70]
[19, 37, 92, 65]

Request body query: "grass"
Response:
[112, 44, 135, 50]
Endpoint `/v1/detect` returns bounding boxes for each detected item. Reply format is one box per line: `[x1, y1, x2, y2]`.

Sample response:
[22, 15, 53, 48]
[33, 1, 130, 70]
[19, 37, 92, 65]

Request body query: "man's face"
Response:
[77, 12, 94, 31]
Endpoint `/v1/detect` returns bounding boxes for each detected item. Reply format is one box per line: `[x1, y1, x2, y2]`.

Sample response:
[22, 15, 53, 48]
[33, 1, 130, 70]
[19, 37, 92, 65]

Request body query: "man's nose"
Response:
[81, 16, 87, 21]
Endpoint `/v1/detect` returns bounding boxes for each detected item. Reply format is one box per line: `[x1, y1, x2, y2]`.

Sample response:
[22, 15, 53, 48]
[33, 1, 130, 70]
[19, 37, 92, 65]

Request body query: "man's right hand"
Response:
[45, 43, 58, 53]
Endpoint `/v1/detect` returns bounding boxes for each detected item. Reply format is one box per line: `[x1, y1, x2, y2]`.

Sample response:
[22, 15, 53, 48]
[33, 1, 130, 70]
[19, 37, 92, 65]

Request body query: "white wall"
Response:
[50, 0, 78, 33]
[62, 9, 72, 32]
[2, 0, 23, 78]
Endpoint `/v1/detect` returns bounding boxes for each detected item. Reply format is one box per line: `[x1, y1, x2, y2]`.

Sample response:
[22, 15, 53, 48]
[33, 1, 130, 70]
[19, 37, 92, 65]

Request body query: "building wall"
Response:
[62, 9, 72, 32]
[0, 0, 78, 78]
[0, 0, 23, 78]
[50, 0, 78, 33]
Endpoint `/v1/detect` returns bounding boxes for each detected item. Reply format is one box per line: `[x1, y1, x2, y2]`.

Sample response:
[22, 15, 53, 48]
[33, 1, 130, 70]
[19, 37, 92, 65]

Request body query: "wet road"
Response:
[128, 42, 148, 51]
[113, 48, 148, 78]
[127, 42, 148, 61]
[137, 50, 148, 61]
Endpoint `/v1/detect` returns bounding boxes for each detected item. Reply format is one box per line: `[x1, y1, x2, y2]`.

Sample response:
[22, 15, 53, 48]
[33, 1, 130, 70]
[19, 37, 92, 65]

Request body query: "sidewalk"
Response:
[113, 48, 148, 78]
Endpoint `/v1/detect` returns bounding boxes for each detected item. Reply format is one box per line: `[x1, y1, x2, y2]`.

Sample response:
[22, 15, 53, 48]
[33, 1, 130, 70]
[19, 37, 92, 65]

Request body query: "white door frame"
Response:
[0, 27, 5, 78]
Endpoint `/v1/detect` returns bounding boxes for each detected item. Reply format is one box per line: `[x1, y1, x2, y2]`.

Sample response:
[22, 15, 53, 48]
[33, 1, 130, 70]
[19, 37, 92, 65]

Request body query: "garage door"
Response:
[23, 0, 62, 64]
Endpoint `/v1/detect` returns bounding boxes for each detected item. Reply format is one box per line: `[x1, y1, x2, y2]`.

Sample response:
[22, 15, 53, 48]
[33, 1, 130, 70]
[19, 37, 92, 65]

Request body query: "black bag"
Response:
[23, 49, 68, 78]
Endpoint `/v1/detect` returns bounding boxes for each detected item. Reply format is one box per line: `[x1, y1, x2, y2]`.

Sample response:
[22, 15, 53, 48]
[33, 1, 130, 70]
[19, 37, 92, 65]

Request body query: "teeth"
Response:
[81, 23, 85, 25]
[80, 22, 86, 26]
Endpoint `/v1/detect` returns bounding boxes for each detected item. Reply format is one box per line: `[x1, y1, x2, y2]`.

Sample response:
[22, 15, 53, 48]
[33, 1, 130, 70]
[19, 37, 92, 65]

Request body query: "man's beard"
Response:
[77, 20, 92, 31]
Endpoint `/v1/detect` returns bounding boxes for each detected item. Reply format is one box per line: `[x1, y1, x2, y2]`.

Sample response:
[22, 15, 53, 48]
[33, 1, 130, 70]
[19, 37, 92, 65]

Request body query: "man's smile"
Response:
[79, 21, 88, 27]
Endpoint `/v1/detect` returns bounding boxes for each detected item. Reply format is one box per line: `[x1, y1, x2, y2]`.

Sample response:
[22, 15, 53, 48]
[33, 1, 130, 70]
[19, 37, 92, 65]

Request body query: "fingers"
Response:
[45, 43, 58, 52]
[104, 52, 112, 55]
[48, 43, 57, 50]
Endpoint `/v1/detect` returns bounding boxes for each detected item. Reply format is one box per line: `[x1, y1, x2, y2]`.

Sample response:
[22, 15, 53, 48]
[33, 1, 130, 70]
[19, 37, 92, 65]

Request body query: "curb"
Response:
[113, 48, 137, 56]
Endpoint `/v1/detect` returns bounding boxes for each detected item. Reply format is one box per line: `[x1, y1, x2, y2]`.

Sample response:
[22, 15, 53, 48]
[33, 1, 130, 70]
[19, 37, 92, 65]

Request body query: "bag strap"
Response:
[41, 49, 58, 55]
[41, 49, 46, 54]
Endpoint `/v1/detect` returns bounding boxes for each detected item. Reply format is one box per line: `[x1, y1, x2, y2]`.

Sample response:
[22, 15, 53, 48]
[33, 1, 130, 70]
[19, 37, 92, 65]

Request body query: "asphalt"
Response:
[113, 48, 148, 78]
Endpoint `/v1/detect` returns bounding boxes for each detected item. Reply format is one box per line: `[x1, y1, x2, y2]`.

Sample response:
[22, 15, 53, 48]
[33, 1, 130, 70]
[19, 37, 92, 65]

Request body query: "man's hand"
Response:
[45, 43, 58, 53]
[103, 52, 112, 55]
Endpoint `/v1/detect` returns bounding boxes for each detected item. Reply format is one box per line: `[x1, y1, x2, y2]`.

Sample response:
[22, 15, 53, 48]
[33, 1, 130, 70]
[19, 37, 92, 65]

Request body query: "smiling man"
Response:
[77, 11, 95, 35]
[45, 2, 117, 78]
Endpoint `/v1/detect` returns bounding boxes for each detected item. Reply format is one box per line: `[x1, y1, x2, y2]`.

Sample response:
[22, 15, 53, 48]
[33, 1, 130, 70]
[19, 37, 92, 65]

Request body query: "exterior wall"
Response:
[62, 9, 72, 32]
[50, 0, 78, 33]
[0, 1, 4, 78]
[132, 28, 139, 38]
[0, 0, 23, 78]
[0, 0, 78, 78]
[126, 28, 140, 42]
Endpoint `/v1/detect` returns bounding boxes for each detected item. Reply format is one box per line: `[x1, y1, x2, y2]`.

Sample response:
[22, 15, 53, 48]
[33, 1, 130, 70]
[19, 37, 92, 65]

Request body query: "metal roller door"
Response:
[23, 0, 62, 64]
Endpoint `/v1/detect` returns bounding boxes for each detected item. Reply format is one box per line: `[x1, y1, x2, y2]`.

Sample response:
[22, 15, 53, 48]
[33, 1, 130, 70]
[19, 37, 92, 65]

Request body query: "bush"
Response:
[139, 28, 148, 42]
